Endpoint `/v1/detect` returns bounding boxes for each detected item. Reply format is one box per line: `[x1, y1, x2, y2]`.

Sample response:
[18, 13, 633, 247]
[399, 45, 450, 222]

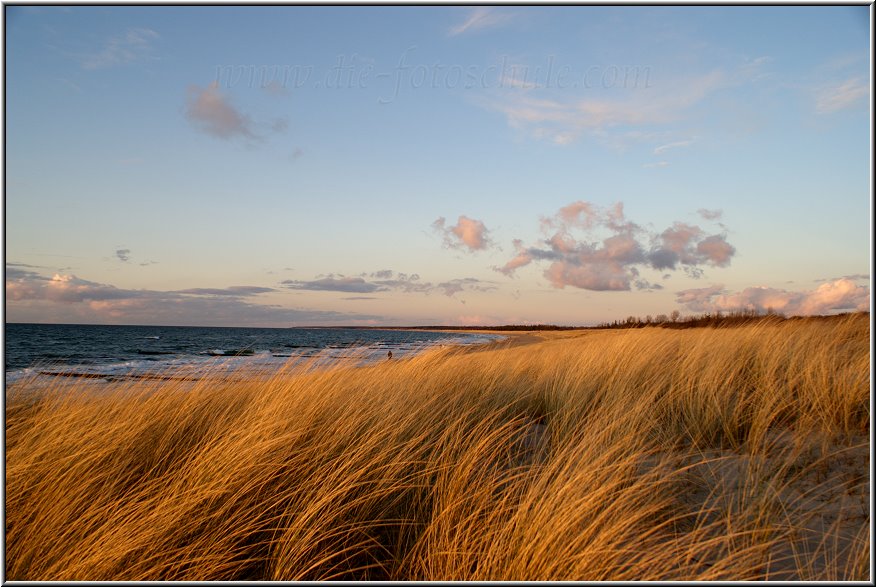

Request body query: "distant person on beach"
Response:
[387, 350, 393, 360]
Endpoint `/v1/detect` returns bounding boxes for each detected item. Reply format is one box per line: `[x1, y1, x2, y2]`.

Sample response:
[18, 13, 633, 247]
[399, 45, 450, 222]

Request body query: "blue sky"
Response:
[4, 5, 871, 326]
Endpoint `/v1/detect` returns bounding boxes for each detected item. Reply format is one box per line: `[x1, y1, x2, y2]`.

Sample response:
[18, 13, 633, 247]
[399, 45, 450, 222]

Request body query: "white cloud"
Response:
[448, 7, 515, 36]
[499, 65, 539, 90]
[653, 139, 694, 154]
[485, 57, 771, 147]
[815, 77, 868, 113]
[77, 28, 159, 70]
[488, 70, 727, 146]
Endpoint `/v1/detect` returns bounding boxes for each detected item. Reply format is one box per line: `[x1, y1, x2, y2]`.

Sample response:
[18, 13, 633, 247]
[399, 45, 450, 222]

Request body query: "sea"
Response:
[4, 323, 503, 384]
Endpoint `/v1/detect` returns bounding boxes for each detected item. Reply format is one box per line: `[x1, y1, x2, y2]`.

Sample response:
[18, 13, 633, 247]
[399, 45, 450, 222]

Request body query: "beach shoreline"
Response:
[3, 325, 503, 385]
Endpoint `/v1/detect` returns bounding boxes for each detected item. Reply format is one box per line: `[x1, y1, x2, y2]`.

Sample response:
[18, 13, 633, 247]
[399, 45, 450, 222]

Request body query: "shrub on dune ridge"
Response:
[4, 313, 869, 580]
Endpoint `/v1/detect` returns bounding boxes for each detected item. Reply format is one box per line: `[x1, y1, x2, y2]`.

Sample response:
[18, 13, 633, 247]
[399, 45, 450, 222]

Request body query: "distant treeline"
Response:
[369, 310, 868, 332]
[391, 324, 582, 332]
[596, 309, 869, 330]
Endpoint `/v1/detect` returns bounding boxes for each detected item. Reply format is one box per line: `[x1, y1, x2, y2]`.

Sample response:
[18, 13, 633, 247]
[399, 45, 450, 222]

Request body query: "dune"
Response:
[4, 313, 869, 580]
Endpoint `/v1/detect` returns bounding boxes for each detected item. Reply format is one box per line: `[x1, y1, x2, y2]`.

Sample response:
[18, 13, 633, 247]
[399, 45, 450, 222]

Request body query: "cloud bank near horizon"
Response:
[675, 278, 870, 316]
[5, 268, 377, 326]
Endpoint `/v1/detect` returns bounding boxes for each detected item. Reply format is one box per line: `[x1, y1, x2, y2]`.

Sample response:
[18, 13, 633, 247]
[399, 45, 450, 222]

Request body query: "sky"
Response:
[3, 5, 872, 327]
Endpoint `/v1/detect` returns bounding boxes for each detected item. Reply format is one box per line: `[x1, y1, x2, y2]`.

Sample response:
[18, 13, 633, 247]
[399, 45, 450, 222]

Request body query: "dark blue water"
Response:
[4, 323, 502, 382]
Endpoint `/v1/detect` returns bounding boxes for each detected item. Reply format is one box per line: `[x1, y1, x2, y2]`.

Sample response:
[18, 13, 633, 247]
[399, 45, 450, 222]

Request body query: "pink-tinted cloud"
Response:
[696, 235, 735, 266]
[73, 297, 366, 327]
[497, 201, 735, 291]
[544, 260, 632, 292]
[674, 284, 725, 310]
[814, 273, 869, 283]
[433, 215, 492, 251]
[648, 223, 735, 270]
[497, 240, 535, 276]
[185, 82, 257, 140]
[556, 201, 598, 228]
[675, 279, 870, 316]
[6, 273, 133, 303]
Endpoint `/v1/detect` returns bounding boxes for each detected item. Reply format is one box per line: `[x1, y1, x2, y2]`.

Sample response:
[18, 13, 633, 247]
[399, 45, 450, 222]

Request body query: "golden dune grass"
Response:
[4, 313, 870, 580]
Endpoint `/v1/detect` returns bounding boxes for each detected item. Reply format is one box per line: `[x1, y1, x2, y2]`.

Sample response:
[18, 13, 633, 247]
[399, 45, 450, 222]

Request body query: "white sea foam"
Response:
[5, 333, 505, 384]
